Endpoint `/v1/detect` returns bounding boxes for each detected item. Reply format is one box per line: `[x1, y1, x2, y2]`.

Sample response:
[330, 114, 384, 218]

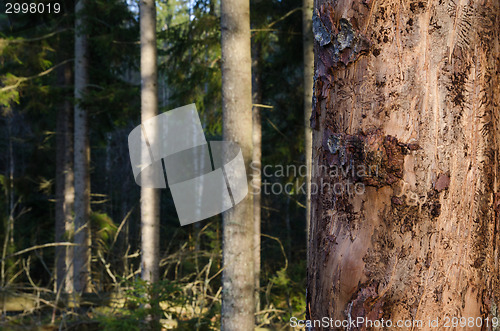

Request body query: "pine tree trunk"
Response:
[252, 40, 262, 317]
[73, 0, 91, 294]
[303, 0, 314, 249]
[140, 0, 160, 285]
[1, 116, 16, 287]
[55, 62, 74, 294]
[307, 0, 500, 327]
[221, 0, 255, 328]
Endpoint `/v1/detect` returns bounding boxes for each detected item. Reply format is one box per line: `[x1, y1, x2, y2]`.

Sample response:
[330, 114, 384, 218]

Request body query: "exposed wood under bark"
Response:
[308, 0, 500, 328]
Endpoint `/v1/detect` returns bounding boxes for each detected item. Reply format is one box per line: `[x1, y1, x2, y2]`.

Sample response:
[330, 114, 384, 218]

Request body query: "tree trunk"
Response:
[1, 115, 16, 288]
[285, 195, 292, 261]
[252, 40, 262, 317]
[221, 0, 254, 328]
[8, 117, 14, 249]
[307, 0, 500, 328]
[140, 0, 160, 285]
[73, 0, 91, 294]
[55, 62, 74, 294]
[302, 0, 313, 249]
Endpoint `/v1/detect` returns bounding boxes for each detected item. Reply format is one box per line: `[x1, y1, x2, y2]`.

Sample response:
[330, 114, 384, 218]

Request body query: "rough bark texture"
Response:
[221, 0, 255, 328]
[303, 0, 314, 247]
[140, 0, 160, 284]
[307, 0, 500, 328]
[252, 41, 263, 317]
[73, 0, 91, 294]
[55, 63, 74, 294]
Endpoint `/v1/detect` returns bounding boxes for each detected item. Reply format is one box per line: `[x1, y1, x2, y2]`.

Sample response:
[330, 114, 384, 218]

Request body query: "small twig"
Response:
[125, 268, 141, 280]
[98, 251, 117, 285]
[34, 249, 52, 278]
[286, 189, 306, 208]
[0, 242, 79, 262]
[264, 116, 288, 140]
[208, 266, 224, 283]
[23, 257, 41, 295]
[51, 259, 74, 324]
[261, 233, 288, 270]
[109, 206, 135, 252]
[6, 260, 22, 285]
[255, 308, 286, 315]
[265, 7, 301, 30]
[252, 103, 274, 109]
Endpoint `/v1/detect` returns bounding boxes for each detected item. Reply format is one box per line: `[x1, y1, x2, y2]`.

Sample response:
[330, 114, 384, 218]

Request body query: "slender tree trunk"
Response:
[73, 0, 91, 294]
[55, 63, 74, 294]
[105, 133, 112, 216]
[308, 0, 500, 327]
[303, 0, 314, 249]
[1, 116, 15, 287]
[221, 0, 254, 328]
[285, 196, 291, 261]
[8, 117, 14, 249]
[252, 41, 262, 317]
[140, 0, 160, 285]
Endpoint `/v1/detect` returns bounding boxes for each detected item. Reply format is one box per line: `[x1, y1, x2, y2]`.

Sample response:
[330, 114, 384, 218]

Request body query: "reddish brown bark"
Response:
[307, 0, 500, 329]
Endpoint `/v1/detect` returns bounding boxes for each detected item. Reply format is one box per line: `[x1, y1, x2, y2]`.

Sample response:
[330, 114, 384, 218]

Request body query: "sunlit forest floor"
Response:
[1, 282, 302, 330]
[1, 233, 306, 330]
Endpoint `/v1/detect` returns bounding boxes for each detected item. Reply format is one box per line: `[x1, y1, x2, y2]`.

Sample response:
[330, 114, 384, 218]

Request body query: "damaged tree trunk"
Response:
[307, 0, 500, 328]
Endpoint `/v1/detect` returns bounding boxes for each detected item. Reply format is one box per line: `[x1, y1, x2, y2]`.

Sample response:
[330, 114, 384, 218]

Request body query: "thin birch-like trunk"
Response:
[140, 0, 160, 285]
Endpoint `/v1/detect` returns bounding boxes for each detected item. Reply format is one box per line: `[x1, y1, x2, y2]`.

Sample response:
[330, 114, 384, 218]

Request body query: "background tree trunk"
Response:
[221, 0, 254, 328]
[302, 0, 313, 250]
[140, 0, 160, 285]
[1, 115, 16, 288]
[308, 0, 500, 326]
[73, 0, 91, 294]
[252, 40, 262, 318]
[55, 62, 74, 294]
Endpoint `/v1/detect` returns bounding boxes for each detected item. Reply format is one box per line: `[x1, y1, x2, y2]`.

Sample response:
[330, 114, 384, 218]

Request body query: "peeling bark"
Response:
[307, 0, 500, 328]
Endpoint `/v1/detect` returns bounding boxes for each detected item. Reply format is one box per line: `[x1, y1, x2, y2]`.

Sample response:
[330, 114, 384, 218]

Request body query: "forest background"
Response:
[0, 0, 311, 329]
